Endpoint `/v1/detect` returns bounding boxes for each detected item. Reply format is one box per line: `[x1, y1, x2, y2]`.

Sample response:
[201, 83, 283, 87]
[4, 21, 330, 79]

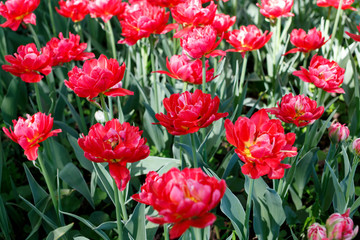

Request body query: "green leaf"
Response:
[59, 163, 94, 208]
[125, 203, 146, 240]
[249, 177, 286, 240]
[131, 156, 180, 177]
[45, 223, 74, 240]
[0, 196, 10, 240]
[60, 211, 110, 240]
[67, 134, 94, 172]
[92, 162, 114, 204]
[325, 161, 346, 213]
[23, 163, 48, 204]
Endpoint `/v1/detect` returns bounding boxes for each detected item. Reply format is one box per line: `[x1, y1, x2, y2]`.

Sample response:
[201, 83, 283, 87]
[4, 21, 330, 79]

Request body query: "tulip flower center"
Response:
[104, 128, 124, 149]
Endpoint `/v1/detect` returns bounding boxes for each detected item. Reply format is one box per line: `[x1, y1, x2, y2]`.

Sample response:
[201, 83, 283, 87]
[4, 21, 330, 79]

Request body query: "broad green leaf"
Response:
[325, 161, 346, 213]
[67, 134, 94, 172]
[45, 223, 74, 240]
[59, 163, 94, 208]
[23, 163, 48, 204]
[92, 162, 114, 204]
[131, 156, 180, 177]
[60, 211, 110, 240]
[125, 203, 146, 240]
[93, 221, 117, 230]
[0, 196, 10, 240]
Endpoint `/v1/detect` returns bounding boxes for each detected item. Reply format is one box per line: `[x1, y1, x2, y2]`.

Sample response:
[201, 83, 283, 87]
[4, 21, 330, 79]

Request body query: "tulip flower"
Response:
[226, 25, 272, 57]
[2, 43, 52, 83]
[154, 89, 228, 135]
[2, 113, 62, 161]
[154, 54, 216, 84]
[346, 24, 360, 42]
[132, 167, 226, 239]
[284, 27, 329, 55]
[256, 0, 294, 20]
[88, 0, 127, 23]
[78, 119, 150, 190]
[180, 25, 226, 59]
[307, 223, 328, 240]
[172, 0, 216, 37]
[118, 1, 177, 45]
[147, 0, 185, 8]
[64, 54, 133, 101]
[328, 122, 350, 144]
[225, 109, 297, 179]
[0, 0, 39, 31]
[326, 209, 359, 240]
[211, 13, 236, 36]
[317, 0, 356, 11]
[293, 54, 345, 94]
[353, 138, 360, 156]
[267, 93, 324, 127]
[46, 32, 95, 66]
[56, 0, 90, 22]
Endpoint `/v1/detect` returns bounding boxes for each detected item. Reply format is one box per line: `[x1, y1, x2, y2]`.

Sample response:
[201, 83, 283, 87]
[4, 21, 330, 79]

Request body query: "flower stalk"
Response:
[244, 178, 254, 239]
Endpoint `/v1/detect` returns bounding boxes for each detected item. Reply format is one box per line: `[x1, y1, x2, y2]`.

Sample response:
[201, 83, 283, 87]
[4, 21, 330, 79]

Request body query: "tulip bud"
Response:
[328, 122, 350, 144]
[307, 223, 327, 240]
[352, 138, 360, 156]
[326, 209, 359, 240]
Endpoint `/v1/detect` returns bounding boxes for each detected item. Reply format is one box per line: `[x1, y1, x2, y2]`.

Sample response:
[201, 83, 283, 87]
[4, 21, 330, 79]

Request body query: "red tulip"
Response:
[352, 138, 360, 156]
[154, 89, 228, 135]
[267, 93, 324, 127]
[2, 43, 52, 83]
[226, 25, 272, 57]
[307, 223, 328, 240]
[3, 112, 62, 161]
[154, 54, 216, 84]
[132, 167, 226, 239]
[146, 0, 185, 8]
[88, 0, 127, 23]
[172, 0, 216, 38]
[284, 27, 329, 55]
[118, 1, 177, 45]
[328, 122, 350, 144]
[56, 0, 90, 22]
[211, 13, 236, 36]
[64, 54, 133, 101]
[78, 119, 150, 190]
[0, 0, 39, 31]
[345, 24, 360, 42]
[293, 54, 345, 94]
[256, 0, 294, 20]
[317, 0, 356, 11]
[326, 209, 358, 240]
[225, 109, 297, 179]
[47, 32, 95, 66]
[180, 25, 226, 59]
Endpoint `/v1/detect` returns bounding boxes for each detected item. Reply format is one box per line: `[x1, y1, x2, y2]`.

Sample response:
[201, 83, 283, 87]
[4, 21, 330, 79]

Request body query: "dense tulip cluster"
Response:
[78, 119, 150, 190]
[225, 109, 297, 179]
[132, 168, 226, 239]
[2, 112, 61, 160]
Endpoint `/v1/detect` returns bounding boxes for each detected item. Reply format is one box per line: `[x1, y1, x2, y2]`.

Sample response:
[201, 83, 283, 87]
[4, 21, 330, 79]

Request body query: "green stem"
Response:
[191, 133, 198, 168]
[192, 227, 202, 240]
[34, 83, 43, 113]
[76, 96, 87, 134]
[182, 82, 188, 93]
[74, 22, 84, 42]
[27, 24, 41, 49]
[239, 52, 248, 95]
[47, 0, 57, 36]
[37, 152, 58, 214]
[118, 189, 128, 221]
[113, 181, 123, 240]
[163, 224, 170, 240]
[202, 56, 206, 93]
[244, 178, 254, 239]
[327, 1, 343, 59]
[100, 94, 110, 122]
[300, 53, 309, 95]
[105, 21, 117, 59]
[150, 38, 159, 113]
